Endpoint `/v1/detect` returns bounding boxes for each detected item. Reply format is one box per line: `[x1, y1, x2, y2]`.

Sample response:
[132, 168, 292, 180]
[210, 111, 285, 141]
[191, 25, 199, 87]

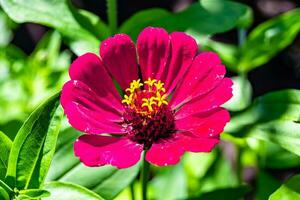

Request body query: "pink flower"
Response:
[61, 27, 233, 169]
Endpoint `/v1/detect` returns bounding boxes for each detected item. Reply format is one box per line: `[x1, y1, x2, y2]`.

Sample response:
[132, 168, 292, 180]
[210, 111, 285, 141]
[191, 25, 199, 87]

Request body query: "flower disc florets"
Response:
[122, 78, 176, 149]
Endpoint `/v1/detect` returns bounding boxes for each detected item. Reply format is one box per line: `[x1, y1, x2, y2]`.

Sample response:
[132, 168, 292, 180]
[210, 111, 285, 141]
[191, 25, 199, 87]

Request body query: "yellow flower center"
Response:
[122, 78, 168, 116]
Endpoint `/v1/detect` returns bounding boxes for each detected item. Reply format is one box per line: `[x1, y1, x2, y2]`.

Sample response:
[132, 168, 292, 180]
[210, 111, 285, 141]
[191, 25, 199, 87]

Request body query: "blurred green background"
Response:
[1, 0, 300, 199]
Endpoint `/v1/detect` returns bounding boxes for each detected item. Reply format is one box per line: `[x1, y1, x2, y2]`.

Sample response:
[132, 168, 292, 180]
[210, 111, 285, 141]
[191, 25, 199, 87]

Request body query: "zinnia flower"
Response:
[61, 27, 233, 169]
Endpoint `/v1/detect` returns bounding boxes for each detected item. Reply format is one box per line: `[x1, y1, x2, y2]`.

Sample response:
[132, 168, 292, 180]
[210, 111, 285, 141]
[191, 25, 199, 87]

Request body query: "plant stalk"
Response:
[106, 0, 118, 34]
[130, 181, 135, 200]
[0, 180, 13, 194]
[141, 151, 150, 200]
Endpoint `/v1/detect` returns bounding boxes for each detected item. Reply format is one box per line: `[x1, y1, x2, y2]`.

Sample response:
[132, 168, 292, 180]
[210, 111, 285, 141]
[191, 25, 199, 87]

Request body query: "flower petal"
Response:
[137, 27, 170, 80]
[145, 135, 185, 166]
[179, 133, 219, 153]
[175, 78, 233, 119]
[170, 52, 224, 109]
[69, 53, 122, 109]
[146, 131, 219, 166]
[100, 34, 139, 89]
[175, 108, 230, 138]
[61, 80, 125, 134]
[74, 135, 143, 169]
[160, 32, 198, 93]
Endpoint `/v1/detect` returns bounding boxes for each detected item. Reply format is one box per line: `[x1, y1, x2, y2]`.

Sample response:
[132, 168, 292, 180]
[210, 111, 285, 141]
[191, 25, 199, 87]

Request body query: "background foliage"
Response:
[0, 0, 300, 199]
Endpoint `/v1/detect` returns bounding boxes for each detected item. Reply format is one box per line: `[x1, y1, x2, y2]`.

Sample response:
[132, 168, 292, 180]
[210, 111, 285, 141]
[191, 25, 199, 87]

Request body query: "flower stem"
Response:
[238, 28, 247, 47]
[141, 151, 150, 200]
[236, 28, 248, 185]
[130, 181, 135, 200]
[106, 0, 118, 34]
[0, 179, 13, 194]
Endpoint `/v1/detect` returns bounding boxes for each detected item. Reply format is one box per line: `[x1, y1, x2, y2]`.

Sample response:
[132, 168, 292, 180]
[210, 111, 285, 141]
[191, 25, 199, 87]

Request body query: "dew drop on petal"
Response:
[73, 80, 78, 86]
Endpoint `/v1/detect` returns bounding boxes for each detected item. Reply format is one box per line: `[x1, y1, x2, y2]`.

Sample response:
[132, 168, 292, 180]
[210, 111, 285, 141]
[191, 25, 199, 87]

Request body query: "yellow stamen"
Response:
[121, 93, 133, 105]
[144, 78, 157, 87]
[141, 98, 157, 112]
[122, 78, 168, 115]
[155, 92, 168, 106]
[154, 80, 166, 93]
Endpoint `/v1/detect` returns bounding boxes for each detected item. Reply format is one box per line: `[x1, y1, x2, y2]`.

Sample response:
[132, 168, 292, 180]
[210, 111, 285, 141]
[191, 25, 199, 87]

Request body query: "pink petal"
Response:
[175, 78, 233, 119]
[179, 134, 219, 153]
[146, 132, 219, 166]
[69, 53, 122, 109]
[145, 135, 185, 166]
[74, 135, 143, 169]
[176, 108, 230, 138]
[100, 34, 139, 89]
[170, 52, 224, 109]
[137, 27, 170, 80]
[61, 81, 125, 134]
[160, 32, 198, 93]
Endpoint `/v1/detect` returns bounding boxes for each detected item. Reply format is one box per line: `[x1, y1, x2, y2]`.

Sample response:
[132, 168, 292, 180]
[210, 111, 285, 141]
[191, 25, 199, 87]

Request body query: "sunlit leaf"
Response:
[120, 0, 249, 40]
[238, 9, 300, 72]
[0, 0, 110, 55]
[0, 131, 12, 181]
[0, 10, 13, 46]
[227, 90, 300, 156]
[17, 189, 50, 199]
[6, 93, 63, 190]
[269, 174, 300, 200]
[43, 182, 103, 200]
[223, 76, 252, 111]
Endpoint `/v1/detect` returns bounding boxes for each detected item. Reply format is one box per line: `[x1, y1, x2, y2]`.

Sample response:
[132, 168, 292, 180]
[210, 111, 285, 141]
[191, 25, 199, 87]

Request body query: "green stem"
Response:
[130, 181, 135, 200]
[236, 28, 248, 185]
[238, 28, 247, 47]
[0, 180, 13, 194]
[141, 151, 150, 200]
[106, 0, 118, 34]
[236, 146, 243, 184]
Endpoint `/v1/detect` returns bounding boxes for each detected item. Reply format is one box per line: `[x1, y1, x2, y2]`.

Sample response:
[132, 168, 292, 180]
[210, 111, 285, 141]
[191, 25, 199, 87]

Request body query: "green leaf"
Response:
[17, 189, 50, 199]
[227, 90, 300, 156]
[201, 39, 239, 70]
[6, 93, 63, 190]
[0, 185, 9, 200]
[183, 152, 216, 193]
[256, 171, 281, 200]
[0, 0, 110, 55]
[120, 0, 249, 40]
[248, 121, 300, 157]
[186, 186, 250, 200]
[0, 131, 12, 181]
[227, 89, 300, 134]
[150, 164, 187, 200]
[223, 76, 252, 111]
[0, 10, 13, 46]
[119, 8, 171, 40]
[200, 152, 238, 193]
[269, 174, 300, 200]
[46, 127, 140, 199]
[238, 9, 300, 72]
[43, 182, 103, 200]
[264, 141, 300, 169]
[236, 6, 253, 29]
